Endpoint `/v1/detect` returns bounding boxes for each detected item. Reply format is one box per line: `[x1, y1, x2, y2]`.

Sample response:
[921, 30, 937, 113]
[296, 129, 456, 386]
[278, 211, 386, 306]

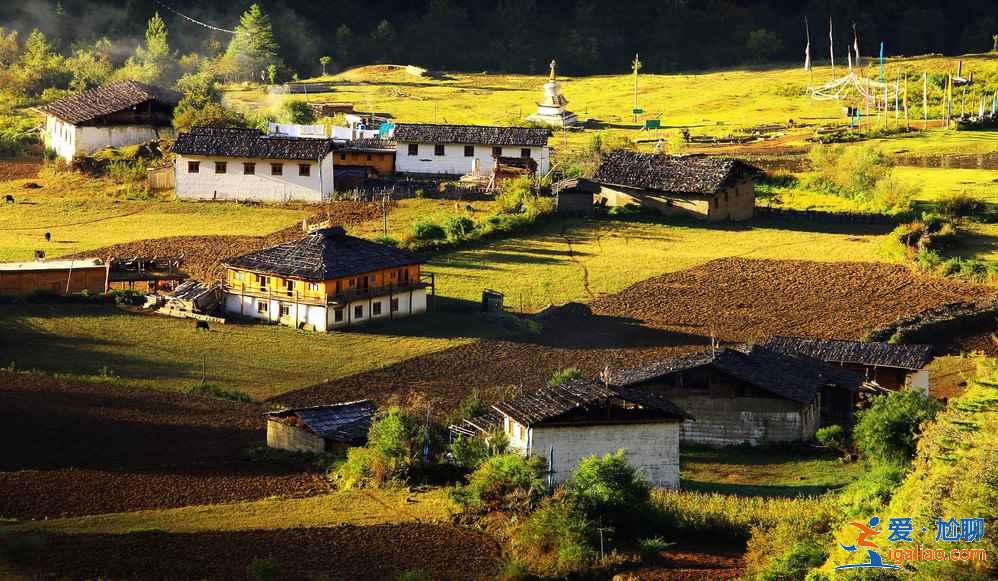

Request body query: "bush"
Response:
[837, 461, 908, 517]
[452, 453, 547, 515]
[547, 367, 582, 387]
[246, 557, 281, 581]
[939, 192, 986, 219]
[565, 450, 651, 536]
[444, 215, 475, 240]
[186, 382, 253, 403]
[853, 390, 941, 465]
[814, 424, 847, 451]
[280, 98, 315, 124]
[637, 536, 673, 561]
[411, 219, 446, 241]
[511, 500, 594, 577]
[107, 160, 147, 183]
[373, 235, 400, 247]
[336, 406, 427, 489]
[110, 289, 146, 306]
[450, 428, 509, 471]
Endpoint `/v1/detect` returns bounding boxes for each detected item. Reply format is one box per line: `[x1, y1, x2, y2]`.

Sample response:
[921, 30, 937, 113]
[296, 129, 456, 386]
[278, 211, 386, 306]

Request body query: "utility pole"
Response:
[631, 54, 642, 123]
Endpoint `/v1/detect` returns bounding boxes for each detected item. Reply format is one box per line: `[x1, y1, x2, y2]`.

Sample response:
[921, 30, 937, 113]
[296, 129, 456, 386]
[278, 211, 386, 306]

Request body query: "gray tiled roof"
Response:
[173, 127, 339, 160]
[593, 151, 759, 196]
[393, 123, 551, 146]
[222, 226, 423, 281]
[764, 336, 933, 371]
[266, 400, 375, 444]
[40, 80, 180, 124]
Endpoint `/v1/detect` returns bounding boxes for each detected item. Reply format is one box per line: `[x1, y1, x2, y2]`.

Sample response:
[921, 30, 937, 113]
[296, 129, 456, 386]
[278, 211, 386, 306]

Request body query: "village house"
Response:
[592, 151, 759, 221]
[172, 127, 337, 203]
[489, 378, 691, 487]
[40, 80, 179, 162]
[0, 258, 108, 296]
[764, 336, 934, 395]
[266, 400, 376, 453]
[333, 138, 398, 190]
[552, 177, 601, 215]
[222, 226, 430, 331]
[392, 123, 551, 177]
[609, 346, 863, 446]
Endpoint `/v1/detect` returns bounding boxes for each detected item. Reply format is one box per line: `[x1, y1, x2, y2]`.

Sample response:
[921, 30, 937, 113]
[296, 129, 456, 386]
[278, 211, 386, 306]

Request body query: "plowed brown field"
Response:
[0, 372, 330, 519]
[65, 201, 380, 281]
[274, 258, 995, 412]
[11, 524, 501, 580]
[0, 160, 41, 181]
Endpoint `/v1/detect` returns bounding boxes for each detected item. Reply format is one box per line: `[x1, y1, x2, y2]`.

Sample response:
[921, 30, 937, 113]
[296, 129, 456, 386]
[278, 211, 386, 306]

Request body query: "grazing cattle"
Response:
[3, 195, 13, 204]
[44, 232, 52, 242]
[195, 320, 210, 331]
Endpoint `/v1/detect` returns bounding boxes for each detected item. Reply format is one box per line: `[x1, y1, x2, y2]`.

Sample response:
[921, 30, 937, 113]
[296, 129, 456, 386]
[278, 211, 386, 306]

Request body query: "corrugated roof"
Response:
[266, 400, 375, 444]
[593, 151, 759, 196]
[610, 346, 863, 404]
[0, 258, 104, 272]
[40, 80, 180, 125]
[222, 226, 423, 281]
[764, 336, 934, 371]
[393, 123, 551, 146]
[172, 127, 339, 160]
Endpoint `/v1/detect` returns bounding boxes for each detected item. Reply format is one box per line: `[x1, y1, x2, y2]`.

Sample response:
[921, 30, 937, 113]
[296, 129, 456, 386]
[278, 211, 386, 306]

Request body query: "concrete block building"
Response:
[40, 80, 179, 161]
[592, 151, 759, 221]
[392, 123, 551, 177]
[222, 226, 430, 332]
[172, 127, 337, 203]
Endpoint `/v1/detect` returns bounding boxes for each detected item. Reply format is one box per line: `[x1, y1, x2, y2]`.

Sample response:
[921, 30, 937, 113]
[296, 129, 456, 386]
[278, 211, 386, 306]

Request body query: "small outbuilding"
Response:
[764, 336, 934, 395]
[0, 258, 107, 296]
[592, 151, 759, 221]
[265, 400, 376, 453]
[552, 178, 600, 215]
[610, 346, 863, 446]
[492, 378, 691, 487]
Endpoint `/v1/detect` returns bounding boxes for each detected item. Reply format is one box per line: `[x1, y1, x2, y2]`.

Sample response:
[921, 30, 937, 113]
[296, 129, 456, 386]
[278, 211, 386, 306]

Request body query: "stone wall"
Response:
[266, 420, 324, 453]
[669, 395, 819, 446]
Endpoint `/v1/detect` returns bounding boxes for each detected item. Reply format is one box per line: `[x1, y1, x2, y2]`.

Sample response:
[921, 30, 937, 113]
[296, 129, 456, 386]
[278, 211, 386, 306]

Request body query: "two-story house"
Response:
[221, 226, 429, 331]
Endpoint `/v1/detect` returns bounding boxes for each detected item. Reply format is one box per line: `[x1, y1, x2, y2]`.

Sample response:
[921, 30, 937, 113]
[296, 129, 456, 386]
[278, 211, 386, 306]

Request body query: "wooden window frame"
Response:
[243, 162, 256, 175]
[279, 303, 291, 317]
[256, 301, 268, 314]
[334, 308, 344, 322]
[271, 163, 283, 176]
[407, 143, 418, 156]
[390, 298, 400, 312]
[520, 148, 531, 158]
[372, 301, 382, 316]
[187, 161, 200, 173]
[492, 146, 502, 157]
[464, 145, 474, 157]
[353, 304, 363, 319]
[298, 163, 311, 177]
[215, 161, 227, 174]
[434, 144, 445, 156]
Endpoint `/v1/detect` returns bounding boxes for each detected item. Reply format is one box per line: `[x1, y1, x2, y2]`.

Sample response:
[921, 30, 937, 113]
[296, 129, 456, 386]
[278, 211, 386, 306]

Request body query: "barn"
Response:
[40, 80, 179, 162]
[764, 336, 934, 395]
[0, 258, 107, 296]
[592, 151, 759, 221]
[552, 178, 600, 215]
[172, 127, 337, 203]
[265, 400, 376, 453]
[392, 123, 551, 176]
[610, 345, 863, 446]
[491, 378, 691, 487]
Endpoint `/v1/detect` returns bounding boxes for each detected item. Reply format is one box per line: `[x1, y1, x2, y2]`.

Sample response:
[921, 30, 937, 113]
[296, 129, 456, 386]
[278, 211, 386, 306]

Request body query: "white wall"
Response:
[906, 369, 930, 396]
[46, 117, 175, 162]
[508, 417, 682, 488]
[395, 142, 550, 176]
[326, 288, 427, 329]
[175, 153, 333, 203]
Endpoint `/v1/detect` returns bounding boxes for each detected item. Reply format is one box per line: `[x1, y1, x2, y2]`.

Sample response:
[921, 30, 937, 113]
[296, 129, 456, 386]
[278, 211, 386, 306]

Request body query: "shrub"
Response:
[939, 192, 986, 219]
[547, 367, 582, 387]
[444, 215, 475, 240]
[186, 382, 253, 403]
[837, 461, 907, 517]
[853, 390, 941, 465]
[110, 289, 146, 306]
[280, 98, 315, 124]
[373, 235, 400, 247]
[565, 450, 651, 536]
[336, 406, 427, 489]
[637, 536, 673, 561]
[511, 500, 593, 577]
[246, 557, 281, 581]
[107, 160, 147, 183]
[411, 219, 446, 241]
[452, 453, 547, 514]
[450, 428, 510, 471]
[814, 424, 847, 451]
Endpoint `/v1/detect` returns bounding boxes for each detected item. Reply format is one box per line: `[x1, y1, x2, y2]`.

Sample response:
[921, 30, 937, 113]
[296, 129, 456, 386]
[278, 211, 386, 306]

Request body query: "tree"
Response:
[854, 391, 941, 465]
[745, 28, 783, 64]
[280, 98, 315, 124]
[66, 38, 114, 91]
[369, 20, 397, 63]
[319, 55, 331, 76]
[17, 29, 69, 95]
[335, 25, 354, 68]
[0, 27, 18, 68]
[116, 12, 175, 85]
[225, 4, 282, 82]
[266, 64, 277, 85]
[172, 71, 247, 132]
[565, 449, 651, 535]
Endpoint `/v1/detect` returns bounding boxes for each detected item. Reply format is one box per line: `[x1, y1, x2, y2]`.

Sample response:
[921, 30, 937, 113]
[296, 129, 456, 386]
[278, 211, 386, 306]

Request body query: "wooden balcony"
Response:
[224, 273, 435, 308]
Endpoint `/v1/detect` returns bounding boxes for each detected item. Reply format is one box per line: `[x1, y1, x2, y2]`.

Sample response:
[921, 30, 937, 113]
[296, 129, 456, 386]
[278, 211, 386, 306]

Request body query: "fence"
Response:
[147, 166, 174, 191]
[755, 206, 901, 225]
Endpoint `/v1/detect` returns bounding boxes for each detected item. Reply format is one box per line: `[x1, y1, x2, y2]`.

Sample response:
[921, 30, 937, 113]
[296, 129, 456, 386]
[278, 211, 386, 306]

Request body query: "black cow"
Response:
[195, 320, 210, 331]
[3, 195, 13, 204]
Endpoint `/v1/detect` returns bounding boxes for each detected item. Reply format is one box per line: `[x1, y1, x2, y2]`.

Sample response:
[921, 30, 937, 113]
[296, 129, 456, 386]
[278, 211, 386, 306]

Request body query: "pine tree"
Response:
[17, 29, 68, 95]
[225, 4, 282, 81]
[116, 12, 175, 86]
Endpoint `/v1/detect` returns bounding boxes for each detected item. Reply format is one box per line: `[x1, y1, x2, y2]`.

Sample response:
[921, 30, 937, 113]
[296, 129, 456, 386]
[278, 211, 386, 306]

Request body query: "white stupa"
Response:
[527, 59, 578, 128]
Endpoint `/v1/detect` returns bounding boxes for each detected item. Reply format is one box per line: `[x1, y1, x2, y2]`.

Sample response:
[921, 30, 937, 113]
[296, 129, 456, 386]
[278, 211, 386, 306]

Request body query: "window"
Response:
[354, 305, 363, 319]
[255, 274, 268, 291]
[434, 144, 445, 156]
[243, 162, 255, 175]
[334, 308, 344, 322]
[284, 280, 295, 297]
[339, 153, 347, 160]
[464, 145, 474, 157]
[215, 161, 227, 174]
[372, 301, 382, 316]
[187, 161, 200, 173]
[307, 282, 320, 292]
[391, 298, 400, 312]
[492, 146, 502, 157]
[279, 303, 290, 317]
[334, 280, 342, 293]
[271, 163, 283, 176]
[407, 143, 418, 156]
[520, 148, 531, 158]
[298, 163, 311, 176]
[366, 154, 372, 161]
[256, 301, 268, 314]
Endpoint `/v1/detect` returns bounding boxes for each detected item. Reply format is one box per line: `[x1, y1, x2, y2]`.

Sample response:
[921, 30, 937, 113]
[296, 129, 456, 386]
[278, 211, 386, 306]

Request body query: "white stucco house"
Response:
[391, 123, 551, 176]
[172, 127, 337, 203]
[222, 225, 430, 332]
[486, 378, 691, 488]
[40, 80, 179, 162]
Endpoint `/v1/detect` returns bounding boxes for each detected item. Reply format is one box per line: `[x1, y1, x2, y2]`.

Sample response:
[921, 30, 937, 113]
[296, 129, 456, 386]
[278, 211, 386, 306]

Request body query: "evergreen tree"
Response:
[17, 29, 69, 95]
[369, 20, 396, 63]
[224, 4, 282, 82]
[0, 27, 18, 68]
[335, 25, 354, 68]
[116, 12, 175, 86]
[66, 38, 114, 91]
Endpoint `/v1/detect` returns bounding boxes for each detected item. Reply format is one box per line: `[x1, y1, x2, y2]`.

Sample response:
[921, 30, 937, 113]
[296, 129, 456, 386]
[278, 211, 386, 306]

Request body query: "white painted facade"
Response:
[505, 416, 682, 488]
[224, 288, 427, 332]
[394, 142, 550, 176]
[45, 115, 174, 162]
[174, 153, 334, 203]
[906, 369, 930, 396]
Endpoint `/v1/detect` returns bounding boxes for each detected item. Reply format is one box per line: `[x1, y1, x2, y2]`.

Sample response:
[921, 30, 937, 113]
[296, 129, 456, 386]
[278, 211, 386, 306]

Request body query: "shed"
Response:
[0, 258, 108, 296]
[492, 378, 690, 487]
[553, 178, 600, 215]
[265, 400, 376, 453]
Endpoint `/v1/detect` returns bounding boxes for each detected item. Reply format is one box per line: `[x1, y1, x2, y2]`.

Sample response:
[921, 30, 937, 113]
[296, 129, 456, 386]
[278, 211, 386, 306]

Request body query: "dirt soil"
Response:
[274, 258, 995, 412]
[0, 160, 42, 182]
[10, 523, 501, 580]
[623, 541, 746, 580]
[65, 201, 381, 281]
[0, 372, 330, 520]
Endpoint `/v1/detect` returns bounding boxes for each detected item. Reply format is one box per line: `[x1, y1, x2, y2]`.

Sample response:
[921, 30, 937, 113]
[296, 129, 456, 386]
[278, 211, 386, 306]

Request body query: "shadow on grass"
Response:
[680, 479, 845, 498]
[598, 211, 897, 236]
